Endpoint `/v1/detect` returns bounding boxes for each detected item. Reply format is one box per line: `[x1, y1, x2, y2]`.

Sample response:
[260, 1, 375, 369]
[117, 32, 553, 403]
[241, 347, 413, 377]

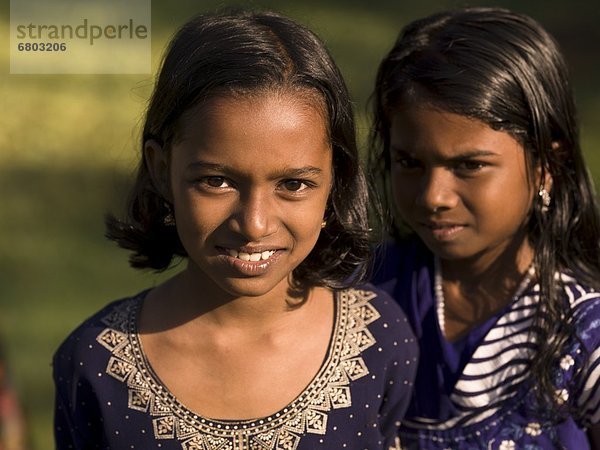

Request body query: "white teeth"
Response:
[226, 249, 275, 261]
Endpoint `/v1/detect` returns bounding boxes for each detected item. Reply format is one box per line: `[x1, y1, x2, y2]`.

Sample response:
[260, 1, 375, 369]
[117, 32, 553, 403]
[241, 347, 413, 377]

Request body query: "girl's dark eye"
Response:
[282, 180, 306, 192]
[394, 156, 421, 169]
[203, 176, 230, 188]
[456, 161, 486, 171]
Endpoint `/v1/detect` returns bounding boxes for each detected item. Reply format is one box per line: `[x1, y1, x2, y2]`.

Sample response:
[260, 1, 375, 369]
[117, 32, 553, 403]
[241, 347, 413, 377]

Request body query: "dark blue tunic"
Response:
[54, 286, 418, 449]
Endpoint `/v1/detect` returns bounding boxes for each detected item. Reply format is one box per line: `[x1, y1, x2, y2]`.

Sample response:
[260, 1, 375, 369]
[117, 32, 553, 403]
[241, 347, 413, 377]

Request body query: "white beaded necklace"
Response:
[433, 257, 446, 336]
[434, 257, 535, 338]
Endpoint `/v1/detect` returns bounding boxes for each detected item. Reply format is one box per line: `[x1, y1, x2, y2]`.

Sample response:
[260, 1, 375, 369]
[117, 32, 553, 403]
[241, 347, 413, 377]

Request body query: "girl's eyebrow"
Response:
[278, 166, 324, 177]
[390, 147, 499, 160]
[187, 161, 228, 172]
[449, 150, 499, 159]
[187, 161, 324, 177]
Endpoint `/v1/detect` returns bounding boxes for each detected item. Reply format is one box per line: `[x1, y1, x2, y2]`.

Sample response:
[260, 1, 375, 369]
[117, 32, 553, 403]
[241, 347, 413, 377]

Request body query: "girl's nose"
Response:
[231, 190, 277, 241]
[416, 168, 459, 213]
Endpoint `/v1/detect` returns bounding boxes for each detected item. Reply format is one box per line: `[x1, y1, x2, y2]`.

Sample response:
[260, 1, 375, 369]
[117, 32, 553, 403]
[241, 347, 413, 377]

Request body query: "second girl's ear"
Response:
[541, 169, 553, 193]
[144, 139, 173, 202]
[534, 163, 553, 194]
[539, 141, 560, 194]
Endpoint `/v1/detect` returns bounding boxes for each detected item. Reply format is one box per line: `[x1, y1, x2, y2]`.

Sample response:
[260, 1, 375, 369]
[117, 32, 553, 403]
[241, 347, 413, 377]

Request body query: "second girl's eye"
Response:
[392, 153, 422, 170]
[203, 176, 230, 188]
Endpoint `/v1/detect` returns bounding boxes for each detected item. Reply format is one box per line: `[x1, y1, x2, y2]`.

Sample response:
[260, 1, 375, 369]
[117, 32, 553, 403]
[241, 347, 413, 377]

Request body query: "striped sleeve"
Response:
[572, 291, 600, 427]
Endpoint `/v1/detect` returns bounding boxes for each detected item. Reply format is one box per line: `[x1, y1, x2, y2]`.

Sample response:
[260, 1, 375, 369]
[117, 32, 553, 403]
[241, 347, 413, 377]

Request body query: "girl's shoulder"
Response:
[553, 275, 600, 428]
[372, 238, 428, 282]
[371, 239, 435, 320]
[561, 273, 600, 304]
[53, 290, 148, 368]
[340, 284, 418, 363]
[343, 283, 413, 328]
[337, 285, 418, 405]
[561, 275, 600, 348]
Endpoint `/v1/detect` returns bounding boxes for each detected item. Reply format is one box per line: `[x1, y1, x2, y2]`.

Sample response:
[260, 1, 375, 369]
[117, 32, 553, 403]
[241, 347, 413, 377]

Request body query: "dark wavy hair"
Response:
[370, 7, 600, 415]
[106, 10, 371, 290]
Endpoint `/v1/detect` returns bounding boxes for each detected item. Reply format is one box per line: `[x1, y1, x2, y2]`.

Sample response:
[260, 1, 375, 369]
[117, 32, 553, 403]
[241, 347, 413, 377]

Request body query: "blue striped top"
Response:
[374, 239, 600, 449]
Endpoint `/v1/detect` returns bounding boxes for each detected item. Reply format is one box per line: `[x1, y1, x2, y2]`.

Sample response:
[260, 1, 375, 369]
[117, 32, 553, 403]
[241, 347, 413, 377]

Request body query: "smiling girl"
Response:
[370, 7, 600, 450]
[53, 10, 417, 450]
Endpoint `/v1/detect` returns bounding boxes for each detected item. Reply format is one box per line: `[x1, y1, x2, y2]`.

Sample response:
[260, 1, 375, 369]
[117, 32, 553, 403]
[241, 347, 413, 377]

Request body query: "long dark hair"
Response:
[107, 10, 371, 290]
[370, 7, 600, 414]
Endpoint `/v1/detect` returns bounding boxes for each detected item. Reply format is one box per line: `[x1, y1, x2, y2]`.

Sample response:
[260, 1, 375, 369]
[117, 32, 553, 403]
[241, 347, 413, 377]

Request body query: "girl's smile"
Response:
[221, 247, 277, 262]
[216, 246, 283, 276]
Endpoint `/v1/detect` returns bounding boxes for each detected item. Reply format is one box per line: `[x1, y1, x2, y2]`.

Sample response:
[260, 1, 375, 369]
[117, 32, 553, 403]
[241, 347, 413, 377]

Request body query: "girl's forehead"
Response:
[169, 91, 333, 173]
[173, 88, 330, 148]
[176, 92, 327, 141]
[389, 106, 527, 159]
[179, 88, 327, 129]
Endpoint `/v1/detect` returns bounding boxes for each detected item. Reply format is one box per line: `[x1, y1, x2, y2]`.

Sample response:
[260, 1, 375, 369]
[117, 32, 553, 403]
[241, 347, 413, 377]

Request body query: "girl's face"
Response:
[153, 92, 332, 298]
[389, 106, 536, 267]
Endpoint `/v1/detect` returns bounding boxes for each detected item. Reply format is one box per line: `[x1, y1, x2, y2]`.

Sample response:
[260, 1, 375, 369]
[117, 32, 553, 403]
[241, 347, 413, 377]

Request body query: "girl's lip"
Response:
[421, 220, 465, 228]
[420, 222, 466, 241]
[217, 246, 282, 261]
[216, 247, 284, 276]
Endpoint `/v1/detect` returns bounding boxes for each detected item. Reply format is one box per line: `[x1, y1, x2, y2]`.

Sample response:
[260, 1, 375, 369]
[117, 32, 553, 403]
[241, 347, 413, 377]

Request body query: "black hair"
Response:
[106, 10, 371, 290]
[370, 7, 600, 416]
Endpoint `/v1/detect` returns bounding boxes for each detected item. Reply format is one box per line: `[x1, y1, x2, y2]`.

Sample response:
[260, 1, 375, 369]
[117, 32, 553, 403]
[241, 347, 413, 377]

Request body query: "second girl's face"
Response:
[389, 106, 536, 266]
[168, 92, 332, 298]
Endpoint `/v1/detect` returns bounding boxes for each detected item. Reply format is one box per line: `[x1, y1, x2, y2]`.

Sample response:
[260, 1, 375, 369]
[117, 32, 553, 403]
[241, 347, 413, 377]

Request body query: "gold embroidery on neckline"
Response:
[96, 288, 380, 449]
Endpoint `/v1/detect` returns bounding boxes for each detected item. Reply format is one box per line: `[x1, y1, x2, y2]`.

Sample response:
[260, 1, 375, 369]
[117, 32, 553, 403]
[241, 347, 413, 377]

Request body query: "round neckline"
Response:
[127, 289, 344, 431]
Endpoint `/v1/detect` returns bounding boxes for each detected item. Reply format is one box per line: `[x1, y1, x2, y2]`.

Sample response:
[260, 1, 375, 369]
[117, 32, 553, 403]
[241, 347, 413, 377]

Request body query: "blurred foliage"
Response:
[0, 0, 598, 447]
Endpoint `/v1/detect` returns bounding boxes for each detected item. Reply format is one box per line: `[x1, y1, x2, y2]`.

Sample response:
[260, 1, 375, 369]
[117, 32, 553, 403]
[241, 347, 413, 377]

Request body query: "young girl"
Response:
[370, 7, 600, 449]
[53, 10, 418, 450]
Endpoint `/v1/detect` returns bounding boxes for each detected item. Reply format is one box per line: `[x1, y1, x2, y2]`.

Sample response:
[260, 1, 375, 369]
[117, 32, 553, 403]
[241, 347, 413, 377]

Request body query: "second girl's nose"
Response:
[415, 168, 459, 213]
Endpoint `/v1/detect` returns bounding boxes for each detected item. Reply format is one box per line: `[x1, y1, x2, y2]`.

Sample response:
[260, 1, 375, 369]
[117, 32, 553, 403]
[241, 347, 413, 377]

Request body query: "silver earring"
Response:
[538, 186, 551, 213]
[164, 213, 175, 226]
[163, 203, 176, 226]
[321, 220, 327, 229]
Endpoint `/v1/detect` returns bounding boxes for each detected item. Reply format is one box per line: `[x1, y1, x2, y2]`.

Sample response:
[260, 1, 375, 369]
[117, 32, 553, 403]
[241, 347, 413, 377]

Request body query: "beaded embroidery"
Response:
[96, 288, 380, 449]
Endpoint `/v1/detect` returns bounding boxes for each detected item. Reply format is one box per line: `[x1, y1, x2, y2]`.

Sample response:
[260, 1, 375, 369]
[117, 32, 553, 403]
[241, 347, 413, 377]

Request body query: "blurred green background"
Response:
[0, 0, 599, 447]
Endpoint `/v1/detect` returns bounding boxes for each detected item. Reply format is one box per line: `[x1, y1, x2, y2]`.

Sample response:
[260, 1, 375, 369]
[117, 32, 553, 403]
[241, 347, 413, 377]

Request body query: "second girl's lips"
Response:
[420, 221, 466, 241]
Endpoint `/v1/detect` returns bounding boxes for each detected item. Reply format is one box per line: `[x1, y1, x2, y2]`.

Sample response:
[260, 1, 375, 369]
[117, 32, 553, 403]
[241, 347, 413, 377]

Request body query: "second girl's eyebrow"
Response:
[447, 150, 499, 161]
[391, 148, 499, 160]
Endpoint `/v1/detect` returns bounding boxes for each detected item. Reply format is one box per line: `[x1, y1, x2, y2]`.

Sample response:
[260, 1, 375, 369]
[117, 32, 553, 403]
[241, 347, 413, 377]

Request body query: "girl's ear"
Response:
[535, 142, 558, 193]
[534, 163, 553, 193]
[144, 139, 172, 202]
[541, 141, 560, 193]
[541, 169, 553, 194]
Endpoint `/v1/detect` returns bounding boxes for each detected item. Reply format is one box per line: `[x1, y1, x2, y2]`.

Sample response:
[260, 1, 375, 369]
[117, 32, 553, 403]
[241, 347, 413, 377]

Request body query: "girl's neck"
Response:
[437, 235, 535, 341]
[142, 262, 310, 335]
[440, 233, 534, 286]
